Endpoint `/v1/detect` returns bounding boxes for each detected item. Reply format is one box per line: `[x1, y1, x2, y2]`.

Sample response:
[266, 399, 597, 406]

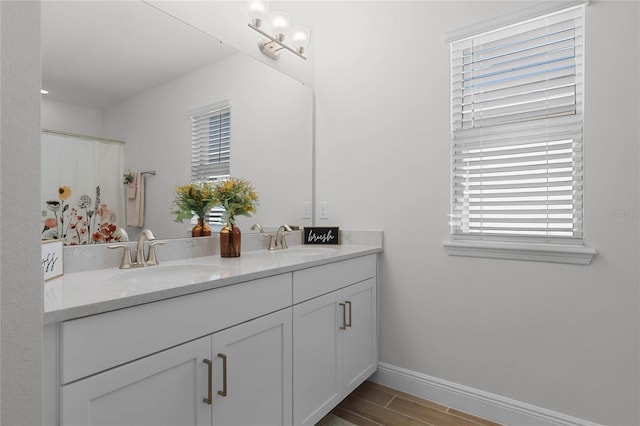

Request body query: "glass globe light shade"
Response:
[248, 0, 269, 27]
[269, 11, 290, 42]
[289, 26, 310, 55]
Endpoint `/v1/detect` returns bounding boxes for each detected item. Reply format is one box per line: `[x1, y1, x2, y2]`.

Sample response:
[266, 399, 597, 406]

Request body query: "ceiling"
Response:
[41, 1, 237, 109]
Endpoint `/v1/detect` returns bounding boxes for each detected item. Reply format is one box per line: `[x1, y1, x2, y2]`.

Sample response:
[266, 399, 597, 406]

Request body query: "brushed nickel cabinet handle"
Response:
[339, 302, 347, 330]
[345, 300, 352, 328]
[203, 359, 213, 405]
[217, 353, 228, 397]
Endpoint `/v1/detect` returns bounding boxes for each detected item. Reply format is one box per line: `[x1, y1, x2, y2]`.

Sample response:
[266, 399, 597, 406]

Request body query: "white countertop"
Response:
[44, 244, 382, 324]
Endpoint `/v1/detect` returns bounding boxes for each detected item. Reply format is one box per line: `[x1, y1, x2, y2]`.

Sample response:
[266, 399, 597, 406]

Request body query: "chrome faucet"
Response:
[269, 225, 293, 250]
[109, 229, 166, 269]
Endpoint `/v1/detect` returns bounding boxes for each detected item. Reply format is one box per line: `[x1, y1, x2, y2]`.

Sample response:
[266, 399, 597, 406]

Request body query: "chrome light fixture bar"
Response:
[247, 0, 310, 61]
[248, 23, 307, 60]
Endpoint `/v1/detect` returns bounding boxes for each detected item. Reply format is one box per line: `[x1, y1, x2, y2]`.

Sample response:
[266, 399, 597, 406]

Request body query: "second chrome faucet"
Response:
[250, 224, 293, 250]
[109, 229, 166, 269]
[270, 225, 293, 250]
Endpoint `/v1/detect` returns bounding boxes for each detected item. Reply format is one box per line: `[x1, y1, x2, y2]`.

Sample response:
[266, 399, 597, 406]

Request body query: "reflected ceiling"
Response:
[42, 1, 237, 109]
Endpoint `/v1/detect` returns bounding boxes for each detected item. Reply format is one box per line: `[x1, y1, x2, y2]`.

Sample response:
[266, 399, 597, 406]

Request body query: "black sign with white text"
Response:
[303, 227, 340, 245]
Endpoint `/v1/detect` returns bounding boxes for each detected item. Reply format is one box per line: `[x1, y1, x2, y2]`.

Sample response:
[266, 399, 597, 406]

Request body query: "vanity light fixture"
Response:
[247, 0, 310, 61]
[41, 89, 49, 95]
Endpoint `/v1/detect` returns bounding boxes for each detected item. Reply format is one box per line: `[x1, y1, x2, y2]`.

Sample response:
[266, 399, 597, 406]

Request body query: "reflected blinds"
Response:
[191, 105, 231, 182]
[449, 6, 584, 243]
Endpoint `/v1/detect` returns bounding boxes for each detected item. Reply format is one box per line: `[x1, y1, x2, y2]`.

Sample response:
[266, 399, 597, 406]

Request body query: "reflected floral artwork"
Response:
[42, 185, 122, 245]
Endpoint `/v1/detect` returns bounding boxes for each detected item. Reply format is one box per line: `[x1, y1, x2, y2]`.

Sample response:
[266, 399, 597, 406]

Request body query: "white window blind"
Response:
[191, 105, 231, 182]
[190, 105, 231, 227]
[449, 5, 584, 244]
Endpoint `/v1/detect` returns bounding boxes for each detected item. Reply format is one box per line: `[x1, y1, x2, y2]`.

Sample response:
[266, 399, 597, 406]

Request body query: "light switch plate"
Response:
[302, 202, 311, 219]
[319, 202, 328, 219]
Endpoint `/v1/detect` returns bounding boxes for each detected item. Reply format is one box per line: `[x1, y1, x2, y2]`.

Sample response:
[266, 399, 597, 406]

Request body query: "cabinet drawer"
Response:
[60, 273, 292, 384]
[293, 255, 376, 304]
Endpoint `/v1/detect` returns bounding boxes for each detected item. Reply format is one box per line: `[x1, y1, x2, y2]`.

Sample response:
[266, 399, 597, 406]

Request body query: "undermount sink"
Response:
[269, 246, 338, 257]
[106, 264, 221, 286]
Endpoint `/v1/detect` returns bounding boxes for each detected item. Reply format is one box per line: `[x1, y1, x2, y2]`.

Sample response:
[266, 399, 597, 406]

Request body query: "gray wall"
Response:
[308, 1, 639, 424]
[0, 1, 42, 425]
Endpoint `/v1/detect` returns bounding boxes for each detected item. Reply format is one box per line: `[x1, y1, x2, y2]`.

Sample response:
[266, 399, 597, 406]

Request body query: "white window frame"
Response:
[444, 2, 595, 265]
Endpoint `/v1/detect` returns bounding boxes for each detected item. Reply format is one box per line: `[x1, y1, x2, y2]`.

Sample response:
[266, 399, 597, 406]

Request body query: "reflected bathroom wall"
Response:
[101, 52, 313, 240]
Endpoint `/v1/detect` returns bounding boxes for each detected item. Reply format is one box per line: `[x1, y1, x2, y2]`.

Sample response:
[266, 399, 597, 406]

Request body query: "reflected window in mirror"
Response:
[190, 104, 231, 231]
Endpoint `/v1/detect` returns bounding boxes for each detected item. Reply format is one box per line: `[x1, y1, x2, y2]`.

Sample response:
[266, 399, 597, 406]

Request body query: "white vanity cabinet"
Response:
[60, 309, 292, 426]
[45, 250, 380, 426]
[55, 274, 293, 426]
[292, 255, 377, 426]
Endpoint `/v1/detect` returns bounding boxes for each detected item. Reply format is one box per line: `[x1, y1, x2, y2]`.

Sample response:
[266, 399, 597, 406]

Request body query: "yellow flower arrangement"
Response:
[212, 177, 259, 226]
[171, 182, 217, 222]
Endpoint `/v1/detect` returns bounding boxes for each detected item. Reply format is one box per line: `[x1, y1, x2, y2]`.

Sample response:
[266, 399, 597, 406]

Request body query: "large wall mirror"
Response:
[41, 1, 313, 243]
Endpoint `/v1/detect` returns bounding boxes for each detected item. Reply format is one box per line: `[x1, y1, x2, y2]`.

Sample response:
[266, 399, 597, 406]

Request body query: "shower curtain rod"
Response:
[42, 129, 125, 144]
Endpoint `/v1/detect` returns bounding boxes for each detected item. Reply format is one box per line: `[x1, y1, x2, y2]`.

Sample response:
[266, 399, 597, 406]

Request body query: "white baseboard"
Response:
[370, 362, 602, 426]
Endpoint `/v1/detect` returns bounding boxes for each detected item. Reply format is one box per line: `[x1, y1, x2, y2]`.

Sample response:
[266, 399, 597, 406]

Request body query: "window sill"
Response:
[443, 240, 596, 265]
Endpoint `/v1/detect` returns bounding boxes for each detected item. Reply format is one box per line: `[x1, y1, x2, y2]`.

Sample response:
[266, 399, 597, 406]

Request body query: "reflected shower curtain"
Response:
[41, 132, 125, 245]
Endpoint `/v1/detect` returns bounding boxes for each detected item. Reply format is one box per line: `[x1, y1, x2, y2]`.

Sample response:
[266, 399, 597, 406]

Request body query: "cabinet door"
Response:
[342, 278, 377, 395]
[61, 336, 211, 426]
[293, 291, 343, 426]
[211, 308, 292, 426]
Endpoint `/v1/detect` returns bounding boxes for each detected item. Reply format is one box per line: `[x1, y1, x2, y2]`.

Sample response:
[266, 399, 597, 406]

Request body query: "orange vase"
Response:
[192, 218, 212, 237]
[220, 224, 241, 257]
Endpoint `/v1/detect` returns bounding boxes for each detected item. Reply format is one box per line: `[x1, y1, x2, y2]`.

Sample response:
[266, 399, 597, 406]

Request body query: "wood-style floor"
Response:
[328, 381, 502, 426]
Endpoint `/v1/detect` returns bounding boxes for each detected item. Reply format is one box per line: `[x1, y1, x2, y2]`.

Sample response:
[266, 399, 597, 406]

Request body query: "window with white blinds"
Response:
[190, 105, 230, 227]
[449, 5, 585, 244]
[191, 105, 231, 182]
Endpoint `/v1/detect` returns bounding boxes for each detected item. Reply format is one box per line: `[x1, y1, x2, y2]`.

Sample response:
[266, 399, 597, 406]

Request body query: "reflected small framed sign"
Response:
[303, 227, 340, 245]
[42, 240, 64, 281]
